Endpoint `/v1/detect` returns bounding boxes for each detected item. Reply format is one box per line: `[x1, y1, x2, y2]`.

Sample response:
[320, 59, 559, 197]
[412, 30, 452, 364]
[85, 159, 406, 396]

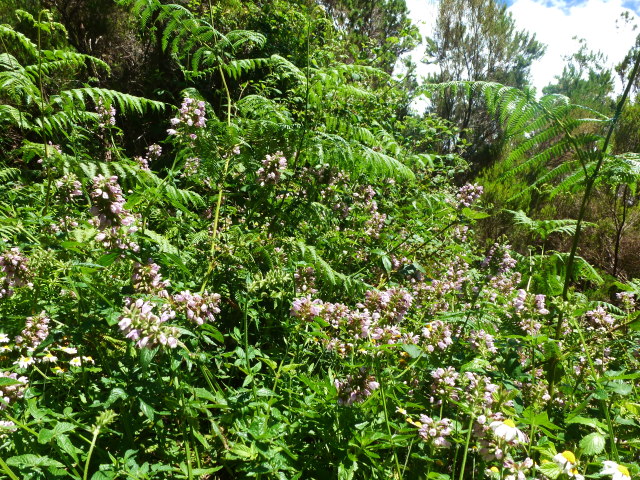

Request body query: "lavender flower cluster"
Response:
[132, 260, 170, 298]
[89, 175, 139, 252]
[294, 266, 317, 295]
[584, 306, 615, 332]
[118, 298, 179, 349]
[421, 320, 454, 353]
[256, 152, 287, 186]
[134, 144, 162, 171]
[96, 98, 116, 129]
[167, 97, 206, 140]
[482, 244, 521, 301]
[0, 371, 28, 410]
[47, 216, 79, 234]
[358, 186, 387, 238]
[416, 415, 453, 447]
[412, 259, 469, 314]
[510, 289, 549, 336]
[616, 291, 636, 311]
[0, 247, 33, 299]
[173, 290, 221, 326]
[55, 174, 83, 203]
[14, 311, 50, 351]
[181, 157, 201, 178]
[125, 262, 222, 346]
[334, 368, 379, 405]
[290, 288, 415, 356]
[467, 329, 498, 356]
[0, 420, 16, 437]
[456, 183, 483, 208]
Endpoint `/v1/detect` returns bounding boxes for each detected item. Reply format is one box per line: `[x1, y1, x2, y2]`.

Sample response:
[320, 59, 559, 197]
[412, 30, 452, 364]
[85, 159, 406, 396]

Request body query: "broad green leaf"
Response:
[401, 343, 422, 358]
[7, 454, 65, 468]
[538, 461, 562, 479]
[579, 432, 606, 455]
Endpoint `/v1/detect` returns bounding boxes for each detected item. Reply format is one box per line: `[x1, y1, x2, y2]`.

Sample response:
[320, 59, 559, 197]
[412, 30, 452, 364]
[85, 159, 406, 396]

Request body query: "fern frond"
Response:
[236, 95, 292, 125]
[0, 104, 32, 129]
[142, 229, 180, 255]
[0, 25, 38, 58]
[55, 88, 165, 114]
[292, 240, 368, 294]
[507, 210, 593, 239]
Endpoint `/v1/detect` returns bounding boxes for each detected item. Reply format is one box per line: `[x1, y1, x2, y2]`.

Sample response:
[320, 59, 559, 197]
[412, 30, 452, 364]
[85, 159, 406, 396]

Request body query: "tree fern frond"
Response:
[0, 167, 19, 183]
[0, 104, 32, 129]
[292, 240, 368, 294]
[222, 57, 270, 80]
[507, 210, 594, 239]
[55, 87, 165, 114]
[0, 25, 38, 58]
[236, 95, 292, 125]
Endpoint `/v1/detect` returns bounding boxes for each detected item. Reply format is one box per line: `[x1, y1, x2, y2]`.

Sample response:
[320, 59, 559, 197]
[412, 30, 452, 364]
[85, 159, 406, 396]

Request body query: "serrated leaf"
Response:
[604, 381, 633, 396]
[7, 454, 65, 468]
[565, 416, 607, 432]
[227, 443, 258, 460]
[538, 461, 562, 479]
[401, 343, 422, 358]
[460, 358, 491, 372]
[56, 434, 79, 463]
[579, 432, 606, 455]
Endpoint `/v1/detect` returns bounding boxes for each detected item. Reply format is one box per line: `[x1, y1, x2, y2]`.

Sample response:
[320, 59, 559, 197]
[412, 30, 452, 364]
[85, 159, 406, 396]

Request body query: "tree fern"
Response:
[507, 210, 595, 240]
[425, 81, 608, 201]
[123, 0, 265, 75]
[0, 22, 165, 143]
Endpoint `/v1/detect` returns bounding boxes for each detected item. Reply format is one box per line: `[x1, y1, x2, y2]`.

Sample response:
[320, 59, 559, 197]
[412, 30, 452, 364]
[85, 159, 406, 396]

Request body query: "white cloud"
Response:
[508, 0, 639, 93]
[404, 0, 640, 98]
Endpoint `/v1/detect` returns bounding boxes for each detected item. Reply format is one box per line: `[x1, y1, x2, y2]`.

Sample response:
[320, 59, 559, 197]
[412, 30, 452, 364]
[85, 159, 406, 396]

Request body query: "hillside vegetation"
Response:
[1, 1, 640, 479]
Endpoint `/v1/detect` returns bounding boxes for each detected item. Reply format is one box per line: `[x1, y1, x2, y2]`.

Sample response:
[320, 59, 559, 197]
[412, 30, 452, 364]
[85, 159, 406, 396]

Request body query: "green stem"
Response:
[376, 361, 402, 479]
[0, 457, 19, 480]
[200, 65, 234, 293]
[458, 415, 475, 480]
[83, 426, 101, 480]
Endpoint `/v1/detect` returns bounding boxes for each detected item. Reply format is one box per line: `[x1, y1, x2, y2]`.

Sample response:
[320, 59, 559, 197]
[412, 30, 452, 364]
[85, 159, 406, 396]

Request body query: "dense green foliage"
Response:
[1, 2, 640, 480]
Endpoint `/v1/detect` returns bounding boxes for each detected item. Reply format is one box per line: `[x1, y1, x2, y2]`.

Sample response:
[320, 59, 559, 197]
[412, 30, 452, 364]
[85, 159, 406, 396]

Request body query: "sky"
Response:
[404, 0, 640, 96]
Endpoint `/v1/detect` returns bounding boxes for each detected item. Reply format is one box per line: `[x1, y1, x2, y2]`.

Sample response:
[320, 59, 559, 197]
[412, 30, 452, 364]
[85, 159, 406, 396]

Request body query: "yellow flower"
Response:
[42, 351, 58, 363]
[553, 451, 584, 480]
[69, 356, 82, 367]
[489, 418, 528, 444]
[601, 461, 631, 480]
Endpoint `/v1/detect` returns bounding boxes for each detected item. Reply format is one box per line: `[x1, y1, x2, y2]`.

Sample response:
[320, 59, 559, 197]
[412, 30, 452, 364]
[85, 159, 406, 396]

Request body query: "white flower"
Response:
[553, 451, 584, 479]
[60, 346, 77, 354]
[0, 333, 8, 343]
[14, 356, 34, 368]
[41, 351, 58, 363]
[69, 357, 82, 367]
[601, 461, 631, 480]
[489, 419, 528, 444]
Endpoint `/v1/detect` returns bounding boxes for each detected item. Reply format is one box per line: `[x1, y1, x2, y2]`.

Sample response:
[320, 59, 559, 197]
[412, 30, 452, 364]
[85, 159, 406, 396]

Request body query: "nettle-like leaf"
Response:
[579, 432, 606, 455]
